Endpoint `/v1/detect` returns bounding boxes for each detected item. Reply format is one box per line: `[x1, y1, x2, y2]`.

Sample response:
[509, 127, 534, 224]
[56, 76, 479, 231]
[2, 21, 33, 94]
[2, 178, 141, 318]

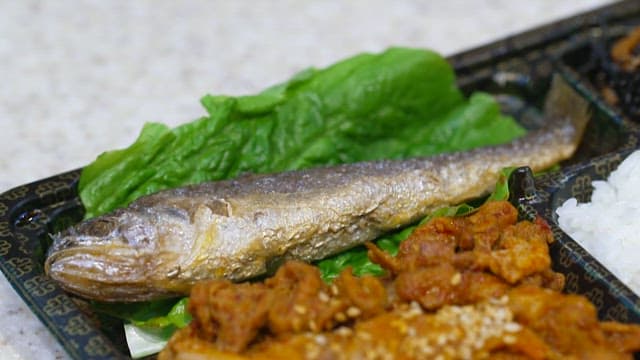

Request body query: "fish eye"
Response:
[82, 218, 117, 237]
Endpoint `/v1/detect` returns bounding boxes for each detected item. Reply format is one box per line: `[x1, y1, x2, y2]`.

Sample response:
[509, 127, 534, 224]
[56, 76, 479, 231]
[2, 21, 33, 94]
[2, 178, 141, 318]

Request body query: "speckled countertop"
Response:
[0, 1, 616, 359]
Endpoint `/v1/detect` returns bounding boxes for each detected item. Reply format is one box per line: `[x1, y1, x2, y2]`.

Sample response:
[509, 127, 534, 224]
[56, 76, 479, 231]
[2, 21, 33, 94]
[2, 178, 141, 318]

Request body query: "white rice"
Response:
[556, 150, 640, 295]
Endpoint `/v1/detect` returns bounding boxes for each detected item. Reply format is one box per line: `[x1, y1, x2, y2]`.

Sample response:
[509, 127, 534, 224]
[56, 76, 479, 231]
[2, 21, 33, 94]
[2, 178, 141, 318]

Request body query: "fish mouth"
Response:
[45, 245, 177, 302]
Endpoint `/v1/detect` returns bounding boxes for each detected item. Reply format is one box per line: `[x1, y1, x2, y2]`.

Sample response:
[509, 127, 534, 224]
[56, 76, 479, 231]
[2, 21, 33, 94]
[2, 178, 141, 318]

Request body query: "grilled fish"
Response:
[45, 76, 589, 302]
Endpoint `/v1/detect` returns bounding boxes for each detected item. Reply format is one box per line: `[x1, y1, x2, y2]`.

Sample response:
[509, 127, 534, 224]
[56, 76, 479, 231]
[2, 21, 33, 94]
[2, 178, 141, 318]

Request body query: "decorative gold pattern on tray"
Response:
[43, 295, 77, 317]
[0, 169, 124, 359]
[532, 148, 640, 322]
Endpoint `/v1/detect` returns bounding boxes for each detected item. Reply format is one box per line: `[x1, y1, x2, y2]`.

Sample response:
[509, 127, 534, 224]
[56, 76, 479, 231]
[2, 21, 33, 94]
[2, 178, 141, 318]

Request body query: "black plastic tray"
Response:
[2, 1, 640, 358]
[530, 149, 640, 323]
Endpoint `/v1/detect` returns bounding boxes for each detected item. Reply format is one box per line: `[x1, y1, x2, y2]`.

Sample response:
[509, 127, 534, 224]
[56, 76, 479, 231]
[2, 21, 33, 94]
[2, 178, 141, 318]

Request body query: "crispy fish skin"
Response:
[45, 76, 589, 302]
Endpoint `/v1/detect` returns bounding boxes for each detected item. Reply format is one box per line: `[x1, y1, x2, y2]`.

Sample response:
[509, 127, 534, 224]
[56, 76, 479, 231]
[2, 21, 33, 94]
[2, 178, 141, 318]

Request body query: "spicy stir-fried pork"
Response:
[159, 201, 640, 359]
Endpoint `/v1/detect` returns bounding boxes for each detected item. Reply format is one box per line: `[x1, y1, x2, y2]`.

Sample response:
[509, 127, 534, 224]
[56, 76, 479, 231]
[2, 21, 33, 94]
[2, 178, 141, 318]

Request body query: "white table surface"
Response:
[0, 1, 617, 359]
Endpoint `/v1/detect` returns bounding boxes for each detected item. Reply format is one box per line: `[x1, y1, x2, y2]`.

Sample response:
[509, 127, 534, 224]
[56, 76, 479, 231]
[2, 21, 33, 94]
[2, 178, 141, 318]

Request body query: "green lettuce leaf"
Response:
[79, 47, 523, 218]
[130, 298, 191, 329]
[93, 298, 191, 358]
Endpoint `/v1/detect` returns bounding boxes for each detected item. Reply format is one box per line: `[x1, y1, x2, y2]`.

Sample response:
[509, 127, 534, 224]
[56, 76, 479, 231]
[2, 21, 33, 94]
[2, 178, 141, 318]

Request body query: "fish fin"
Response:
[186, 199, 232, 222]
[264, 255, 286, 277]
[543, 74, 591, 146]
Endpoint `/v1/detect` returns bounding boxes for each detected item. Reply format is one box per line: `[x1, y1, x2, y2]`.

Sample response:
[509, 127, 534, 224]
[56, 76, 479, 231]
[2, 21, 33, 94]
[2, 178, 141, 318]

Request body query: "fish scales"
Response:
[45, 76, 589, 301]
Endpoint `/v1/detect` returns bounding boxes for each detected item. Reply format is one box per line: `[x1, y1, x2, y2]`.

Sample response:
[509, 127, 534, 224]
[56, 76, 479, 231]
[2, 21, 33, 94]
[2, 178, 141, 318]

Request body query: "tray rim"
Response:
[0, 169, 127, 359]
[520, 151, 640, 319]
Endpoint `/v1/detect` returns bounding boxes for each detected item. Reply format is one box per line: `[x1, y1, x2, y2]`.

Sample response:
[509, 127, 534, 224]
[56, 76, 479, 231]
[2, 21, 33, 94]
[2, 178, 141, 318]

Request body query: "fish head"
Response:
[45, 207, 194, 301]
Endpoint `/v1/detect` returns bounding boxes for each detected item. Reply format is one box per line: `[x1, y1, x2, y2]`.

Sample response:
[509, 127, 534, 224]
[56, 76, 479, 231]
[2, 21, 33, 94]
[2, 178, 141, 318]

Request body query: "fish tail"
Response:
[543, 74, 591, 146]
